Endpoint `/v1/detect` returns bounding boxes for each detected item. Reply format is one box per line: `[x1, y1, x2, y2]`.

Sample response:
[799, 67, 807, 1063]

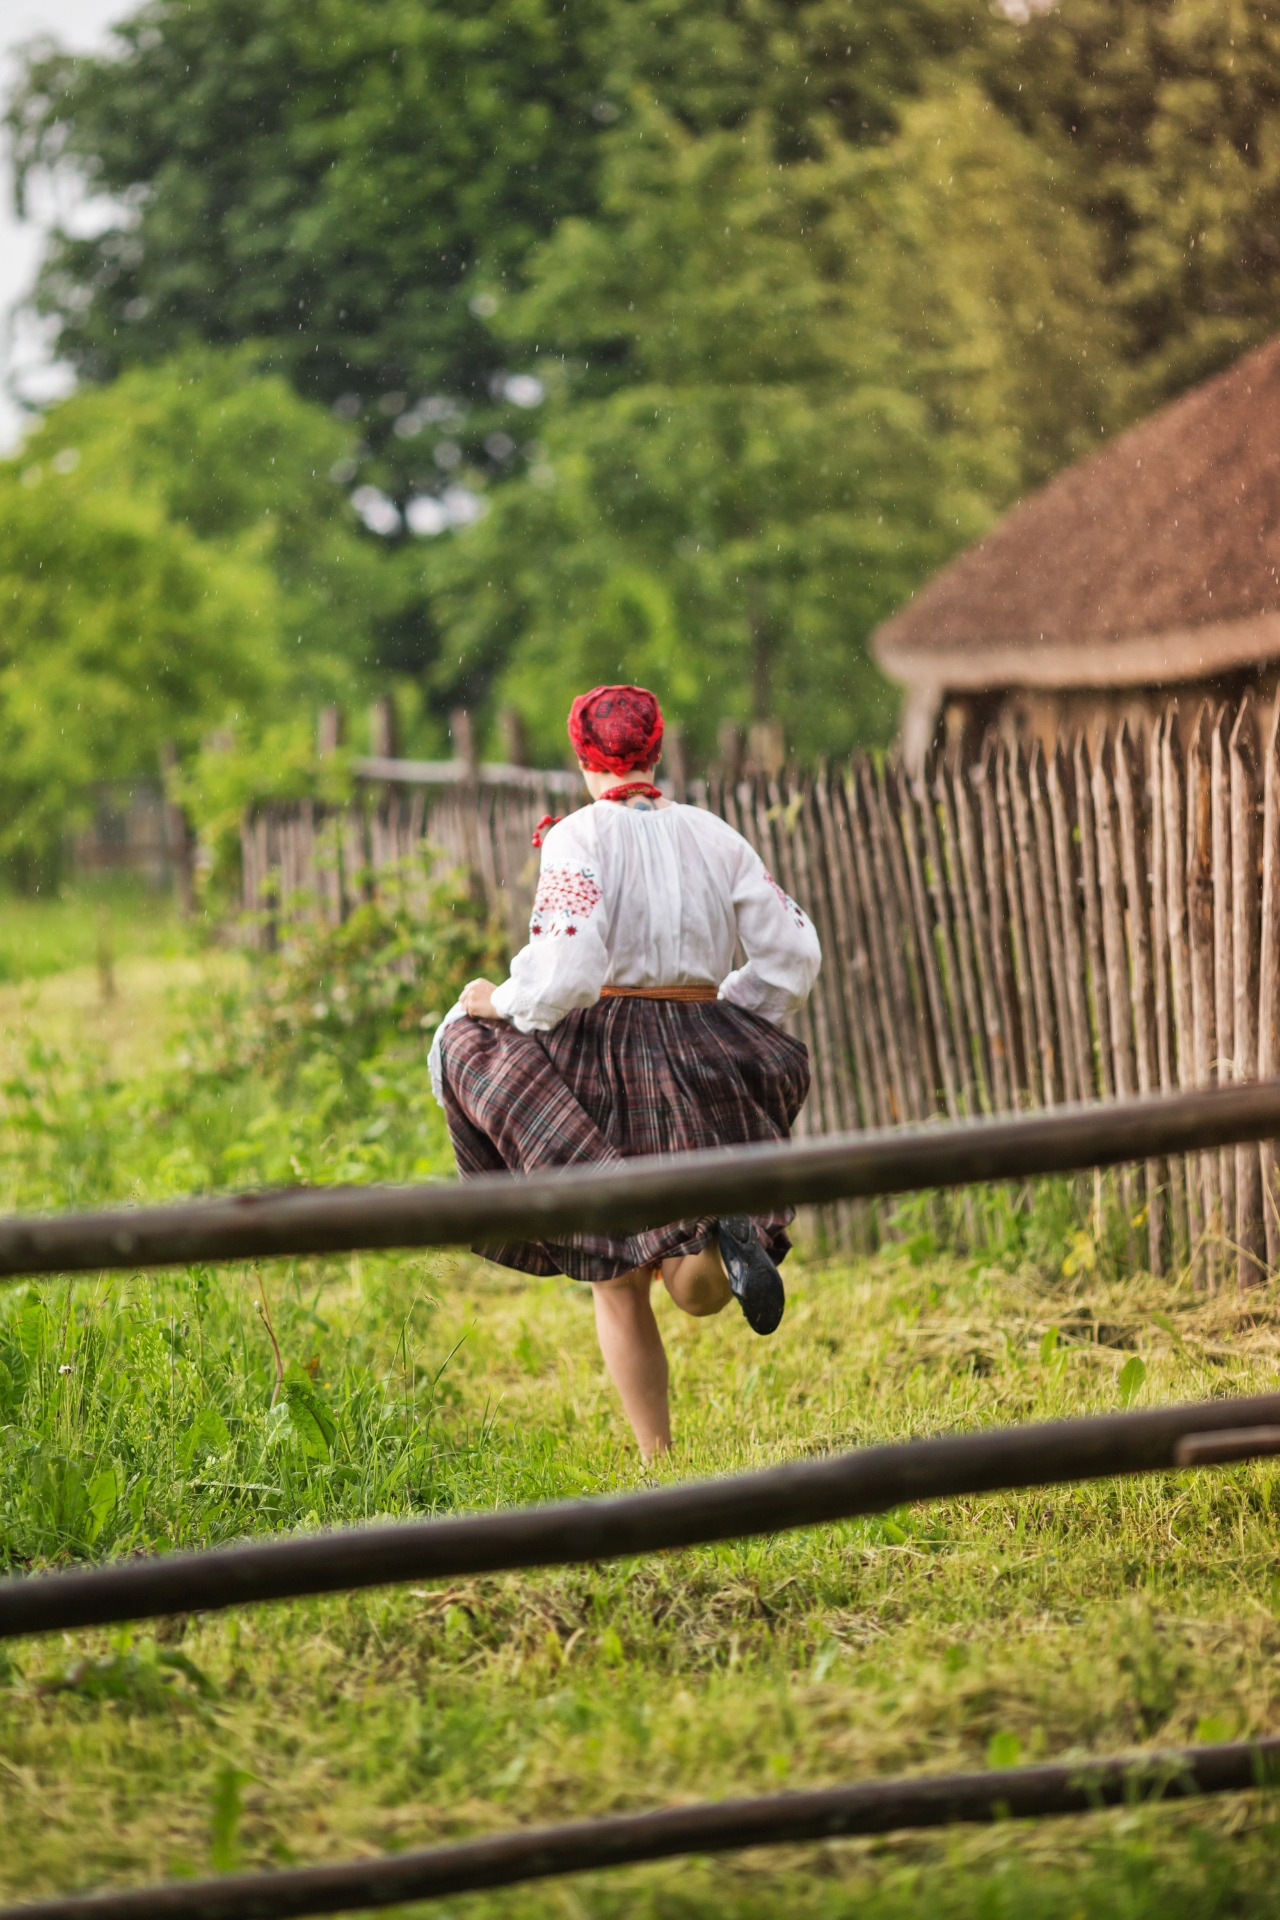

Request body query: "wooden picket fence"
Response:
[242, 691, 1280, 1285]
[241, 761, 582, 958]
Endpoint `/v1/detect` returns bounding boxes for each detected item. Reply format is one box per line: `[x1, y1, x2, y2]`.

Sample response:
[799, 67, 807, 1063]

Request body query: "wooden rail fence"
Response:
[12, 1088, 1280, 1911]
[242, 694, 1280, 1284]
[2, 1379, 1278, 1635]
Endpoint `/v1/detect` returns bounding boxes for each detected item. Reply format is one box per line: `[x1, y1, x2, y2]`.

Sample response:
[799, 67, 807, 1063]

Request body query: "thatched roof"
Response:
[873, 333, 1280, 696]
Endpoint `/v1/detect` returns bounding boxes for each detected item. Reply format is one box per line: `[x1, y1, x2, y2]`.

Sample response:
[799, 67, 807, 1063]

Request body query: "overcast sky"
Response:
[1, 0, 132, 449]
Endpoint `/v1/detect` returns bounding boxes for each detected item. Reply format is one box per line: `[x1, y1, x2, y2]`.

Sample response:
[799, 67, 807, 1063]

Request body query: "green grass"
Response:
[0, 875, 189, 983]
[0, 941, 1278, 1915]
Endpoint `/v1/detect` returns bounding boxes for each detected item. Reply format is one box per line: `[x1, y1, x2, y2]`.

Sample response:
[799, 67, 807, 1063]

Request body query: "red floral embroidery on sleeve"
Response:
[763, 870, 808, 928]
[529, 864, 603, 939]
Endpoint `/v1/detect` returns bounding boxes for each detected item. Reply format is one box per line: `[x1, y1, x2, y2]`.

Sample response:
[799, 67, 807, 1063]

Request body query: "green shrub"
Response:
[0, 866, 501, 1212]
[220, 865, 508, 1089]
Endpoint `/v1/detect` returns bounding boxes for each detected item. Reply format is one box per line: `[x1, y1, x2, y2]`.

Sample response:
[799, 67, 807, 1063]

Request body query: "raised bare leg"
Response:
[591, 1267, 671, 1460]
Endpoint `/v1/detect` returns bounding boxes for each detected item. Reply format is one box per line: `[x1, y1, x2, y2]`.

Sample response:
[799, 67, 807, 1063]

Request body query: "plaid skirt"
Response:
[437, 998, 810, 1282]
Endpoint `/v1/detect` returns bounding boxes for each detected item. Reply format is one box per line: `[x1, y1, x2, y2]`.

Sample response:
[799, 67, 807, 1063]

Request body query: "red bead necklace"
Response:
[599, 781, 664, 803]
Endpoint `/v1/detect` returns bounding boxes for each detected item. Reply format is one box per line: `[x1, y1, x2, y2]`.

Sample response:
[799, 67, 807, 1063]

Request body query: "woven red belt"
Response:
[598, 984, 719, 1003]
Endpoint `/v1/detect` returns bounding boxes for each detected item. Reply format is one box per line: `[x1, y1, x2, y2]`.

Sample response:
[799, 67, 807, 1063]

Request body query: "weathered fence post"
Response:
[822, 774, 890, 1133]
[497, 706, 528, 768]
[900, 766, 964, 1119]
[1259, 695, 1280, 1271]
[1150, 713, 1190, 1266]
[997, 743, 1043, 1107]
[1211, 706, 1236, 1254]
[1162, 709, 1205, 1278]
[861, 761, 930, 1120]
[1093, 738, 1136, 1104]
[948, 758, 1010, 1110]
[317, 705, 343, 756]
[369, 697, 398, 760]
[1011, 741, 1063, 1106]
[1114, 721, 1163, 1273]
[1187, 706, 1222, 1284]
[1093, 735, 1139, 1248]
[1229, 693, 1264, 1285]
[1034, 742, 1087, 1103]
[973, 744, 1026, 1104]
[849, 768, 911, 1126]
[934, 762, 993, 1112]
[1074, 735, 1114, 1102]
[664, 724, 689, 801]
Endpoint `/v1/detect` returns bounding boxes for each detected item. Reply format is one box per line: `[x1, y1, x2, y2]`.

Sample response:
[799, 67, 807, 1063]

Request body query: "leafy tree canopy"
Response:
[989, 0, 1280, 400]
[0, 462, 276, 884]
[0, 347, 420, 880]
[7, 0, 602, 414]
[430, 85, 1118, 761]
[27, 346, 419, 676]
[13, 0, 1280, 781]
[6, 0, 993, 490]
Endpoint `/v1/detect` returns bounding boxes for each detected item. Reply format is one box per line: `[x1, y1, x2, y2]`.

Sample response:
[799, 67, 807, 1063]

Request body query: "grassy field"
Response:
[0, 876, 190, 985]
[0, 904, 1279, 1916]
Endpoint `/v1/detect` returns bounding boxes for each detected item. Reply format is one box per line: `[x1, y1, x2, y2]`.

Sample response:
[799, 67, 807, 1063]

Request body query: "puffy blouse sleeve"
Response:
[717, 836, 822, 1025]
[487, 813, 611, 1032]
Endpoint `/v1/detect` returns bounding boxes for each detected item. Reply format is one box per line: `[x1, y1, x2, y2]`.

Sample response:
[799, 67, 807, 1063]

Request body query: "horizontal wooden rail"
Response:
[352, 755, 581, 793]
[2, 1397, 1279, 1639]
[7, 1737, 1278, 1920]
[2, 1081, 1280, 1282]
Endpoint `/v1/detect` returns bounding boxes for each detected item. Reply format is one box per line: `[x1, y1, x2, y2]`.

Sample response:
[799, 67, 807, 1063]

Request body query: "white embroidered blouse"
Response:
[429, 801, 821, 1098]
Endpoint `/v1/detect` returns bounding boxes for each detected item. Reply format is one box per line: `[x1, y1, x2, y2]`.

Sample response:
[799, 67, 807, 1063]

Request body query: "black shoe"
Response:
[716, 1216, 785, 1335]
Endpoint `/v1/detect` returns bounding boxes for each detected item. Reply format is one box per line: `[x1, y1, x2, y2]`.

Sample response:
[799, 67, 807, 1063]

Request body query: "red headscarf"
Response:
[567, 685, 664, 776]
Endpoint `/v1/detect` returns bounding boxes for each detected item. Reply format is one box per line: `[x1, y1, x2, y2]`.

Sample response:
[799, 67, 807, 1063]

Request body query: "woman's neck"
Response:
[580, 764, 672, 808]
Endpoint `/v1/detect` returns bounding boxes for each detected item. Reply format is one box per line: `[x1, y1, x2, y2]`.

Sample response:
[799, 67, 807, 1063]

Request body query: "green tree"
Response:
[6, 0, 994, 503]
[987, 0, 1280, 401]
[594, 0, 989, 153]
[0, 346, 431, 882]
[7, 0, 603, 412]
[842, 83, 1123, 490]
[30, 346, 415, 679]
[429, 87, 1119, 761]
[0, 463, 277, 884]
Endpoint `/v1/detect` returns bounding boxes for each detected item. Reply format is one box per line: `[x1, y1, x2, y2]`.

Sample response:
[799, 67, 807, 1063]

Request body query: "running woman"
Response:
[430, 685, 821, 1457]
